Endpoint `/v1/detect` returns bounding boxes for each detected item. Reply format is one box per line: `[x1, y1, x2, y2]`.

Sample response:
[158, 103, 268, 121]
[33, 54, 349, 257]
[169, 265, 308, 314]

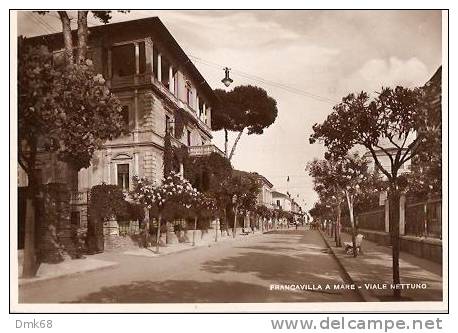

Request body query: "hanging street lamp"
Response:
[221, 67, 233, 87]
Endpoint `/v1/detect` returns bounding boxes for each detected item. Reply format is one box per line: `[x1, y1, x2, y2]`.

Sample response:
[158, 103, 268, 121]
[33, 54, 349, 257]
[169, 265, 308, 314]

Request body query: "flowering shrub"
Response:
[131, 172, 200, 212]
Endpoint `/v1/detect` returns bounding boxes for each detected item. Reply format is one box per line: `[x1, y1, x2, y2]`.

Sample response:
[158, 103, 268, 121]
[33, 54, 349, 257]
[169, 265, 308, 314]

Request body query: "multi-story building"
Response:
[272, 191, 292, 212]
[253, 173, 274, 208]
[20, 17, 221, 228]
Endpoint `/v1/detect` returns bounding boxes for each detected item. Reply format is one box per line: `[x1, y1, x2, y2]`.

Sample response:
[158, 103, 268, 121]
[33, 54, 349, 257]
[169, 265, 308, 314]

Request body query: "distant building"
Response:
[253, 173, 274, 208]
[272, 191, 292, 212]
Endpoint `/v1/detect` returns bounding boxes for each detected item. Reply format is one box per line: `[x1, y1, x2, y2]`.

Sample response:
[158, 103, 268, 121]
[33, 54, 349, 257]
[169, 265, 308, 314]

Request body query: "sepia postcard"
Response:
[10, 9, 448, 313]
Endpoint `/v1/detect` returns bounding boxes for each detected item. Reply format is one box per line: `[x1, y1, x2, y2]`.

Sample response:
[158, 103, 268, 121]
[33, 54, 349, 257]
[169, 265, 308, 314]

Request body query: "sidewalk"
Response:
[123, 230, 266, 258]
[19, 257, 119, 286]
[320, 231, 443, 302]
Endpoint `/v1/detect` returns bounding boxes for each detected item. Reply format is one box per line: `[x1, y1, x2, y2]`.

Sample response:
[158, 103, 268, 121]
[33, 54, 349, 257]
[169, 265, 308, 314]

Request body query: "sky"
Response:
[17, 10, 443, 210]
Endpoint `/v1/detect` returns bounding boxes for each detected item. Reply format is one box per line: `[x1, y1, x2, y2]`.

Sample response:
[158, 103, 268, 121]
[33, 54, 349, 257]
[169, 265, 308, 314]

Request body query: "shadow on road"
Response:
[70, 279, 304, 303]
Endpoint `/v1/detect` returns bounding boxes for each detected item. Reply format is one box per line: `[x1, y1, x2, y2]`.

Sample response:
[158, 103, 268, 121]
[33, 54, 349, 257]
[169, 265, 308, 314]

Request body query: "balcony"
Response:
[188, 144, 225, 158]
[70, 191, 89, 205]
[110, 73, 212, 136]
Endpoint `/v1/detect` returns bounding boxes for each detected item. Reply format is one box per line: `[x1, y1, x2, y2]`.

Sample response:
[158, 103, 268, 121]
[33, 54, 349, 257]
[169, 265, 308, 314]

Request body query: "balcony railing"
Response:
[70, 191, 89, 205]
[188, 144, 225, 157]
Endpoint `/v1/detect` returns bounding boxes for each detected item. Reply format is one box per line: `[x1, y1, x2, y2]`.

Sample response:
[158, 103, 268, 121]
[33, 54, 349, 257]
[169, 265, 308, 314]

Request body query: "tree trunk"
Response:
[233, 206, 238, 238]
[223, 207, 229, 235]
[76, 11, 88, 63]
[22, 194, 37, 277]
[336, 203, 342, 247]
[22, 149, 39, 278]
[155, 213, 162, 253]
[142, 207, 150, 248]
[389, 186, 401, 298]
[57, 11, 73, 64]
[224, 128, 228, 157]
[345, 192, 358, 257]
[228, 129, 244, 161]
[193, 216, 198, 246]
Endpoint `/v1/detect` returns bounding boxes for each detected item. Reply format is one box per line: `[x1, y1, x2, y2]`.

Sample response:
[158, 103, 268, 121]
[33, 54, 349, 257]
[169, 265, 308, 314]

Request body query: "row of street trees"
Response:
[308, 82, 442, 298]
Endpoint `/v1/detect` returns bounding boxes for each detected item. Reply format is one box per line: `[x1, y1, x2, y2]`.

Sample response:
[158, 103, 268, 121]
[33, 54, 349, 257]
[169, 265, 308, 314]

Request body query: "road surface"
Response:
[19, 230, 361, 303]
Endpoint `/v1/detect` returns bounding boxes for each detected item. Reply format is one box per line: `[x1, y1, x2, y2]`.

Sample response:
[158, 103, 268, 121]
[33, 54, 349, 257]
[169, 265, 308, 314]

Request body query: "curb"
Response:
[124, 232, 265, 258]
[318, 230, 378, 302]
[19, 261, 119, 287]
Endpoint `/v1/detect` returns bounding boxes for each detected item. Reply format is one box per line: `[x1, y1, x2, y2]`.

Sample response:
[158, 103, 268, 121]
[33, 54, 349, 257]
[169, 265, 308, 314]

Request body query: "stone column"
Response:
[133, 151, 139, 176]
[399, 193, 406, 235]
[169, 66, 174, 94]
[384, 199, 390, 233]
[105, 151, 112, 184]
[107, 48, 112, 79]
[157, 53, 162, 82]
[134, 42, 140, 75]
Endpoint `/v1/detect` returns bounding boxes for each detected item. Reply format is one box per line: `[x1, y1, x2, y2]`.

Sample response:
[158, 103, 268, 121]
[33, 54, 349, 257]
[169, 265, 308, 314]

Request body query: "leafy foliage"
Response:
[18, 44, 128, 172]
[212, 85, 277, 134]
[184, 152, 233, 192]
[88, 184, 128, 221]
[212, 85, 278, 159]
[256, 205, 273, 220]
[310, 87, 424, 182]
[219, 170, 261, 214]
[163, 130, 175, 177]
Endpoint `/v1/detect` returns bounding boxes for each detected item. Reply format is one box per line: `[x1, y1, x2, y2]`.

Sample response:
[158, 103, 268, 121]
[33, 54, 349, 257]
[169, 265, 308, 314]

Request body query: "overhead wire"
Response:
[187, 54, 339, 105]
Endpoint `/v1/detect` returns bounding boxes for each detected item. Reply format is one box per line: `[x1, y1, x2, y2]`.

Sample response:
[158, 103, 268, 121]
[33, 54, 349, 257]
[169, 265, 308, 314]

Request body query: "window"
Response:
[117, 164, 130, 191]
[277, 200, 281, 207]
[153, 45, 159, 76]
[174, 71, 179, 97]
[166, 115, 170, 134]
[112, 44, 135, 77]
[138, 42, 146, 74]
[198, 98, 204, 118]
[185, 81, 193, 106]
[71, 211, 80, 227]
[161, 56, 170, 87]
[187, 129, 191, 146]
[121, 106, 129, 127]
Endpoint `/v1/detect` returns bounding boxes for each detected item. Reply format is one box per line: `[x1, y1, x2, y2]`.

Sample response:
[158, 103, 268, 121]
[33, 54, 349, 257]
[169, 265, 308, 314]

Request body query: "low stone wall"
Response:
[344, 228, 442, 264]
[400, 235, 442, 264]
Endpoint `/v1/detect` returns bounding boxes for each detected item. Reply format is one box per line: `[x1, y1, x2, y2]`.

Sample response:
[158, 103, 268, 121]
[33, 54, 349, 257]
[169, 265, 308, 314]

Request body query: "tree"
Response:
[255, 205, 272, 232]
[212, 85, 278, 160]
[87, 184, 128, 253]
[307, 160, 345, 246]
[308, 154, 372, 256]
[131, 173, 200, 253]
[214, 170, 260, 237]
[183, 152, 233, 234]
[37, 11, 129, 64]
[309, 201, 333, 230]
[186, 192, 218, 245]
[310, 86, 427, 298]
[163, 129, 175, 177]
[18, 44, 127, 277]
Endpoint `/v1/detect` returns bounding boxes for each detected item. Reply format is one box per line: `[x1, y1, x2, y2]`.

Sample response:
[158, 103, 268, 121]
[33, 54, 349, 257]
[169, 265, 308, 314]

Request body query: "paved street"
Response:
[19, 230, 360, 303]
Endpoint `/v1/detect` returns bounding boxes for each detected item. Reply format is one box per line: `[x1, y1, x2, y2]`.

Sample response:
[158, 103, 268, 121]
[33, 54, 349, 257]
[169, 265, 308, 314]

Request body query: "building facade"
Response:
[272, 191, 292, 212]
[253, 173, 274, 208]
[20, 17, 219, 228]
